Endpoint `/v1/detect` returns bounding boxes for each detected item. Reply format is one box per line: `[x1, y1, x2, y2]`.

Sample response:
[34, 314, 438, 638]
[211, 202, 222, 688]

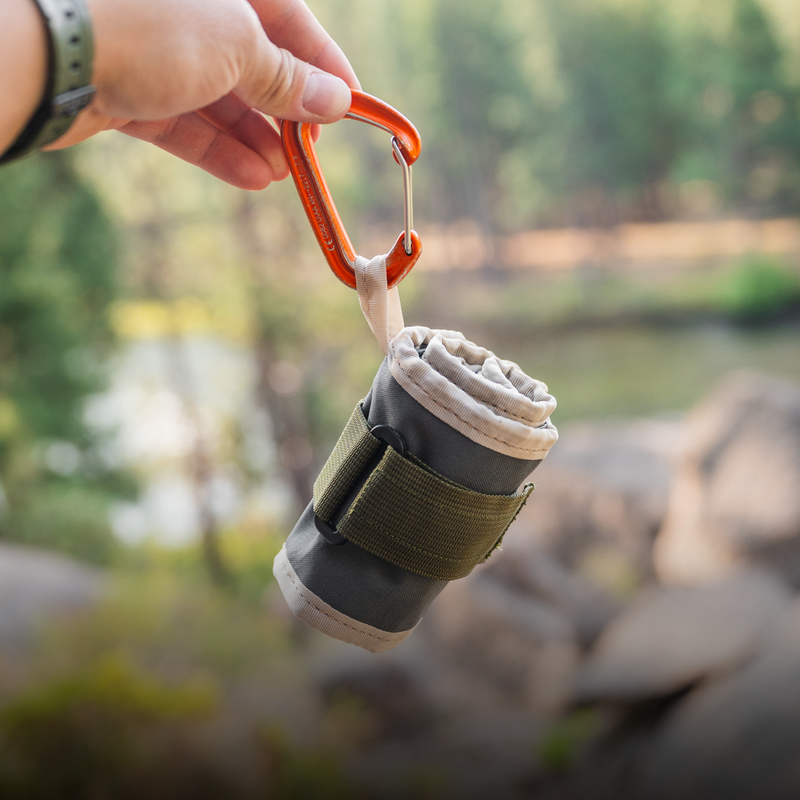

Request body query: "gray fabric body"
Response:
[284, 359, 541, 633]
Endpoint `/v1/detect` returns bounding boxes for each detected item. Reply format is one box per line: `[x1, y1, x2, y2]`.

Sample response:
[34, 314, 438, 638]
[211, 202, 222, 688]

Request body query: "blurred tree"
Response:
[312, 0, 544, 242]
[722, 0, 800, 211]
[668, 0, 800, 214]
[319, 0, 800, 229]
[536, 0, 681, 225]
[0, 153, 116, 454]
[234, 192, 316, 516]
[0, 152, 123, 564]
[425, 0, 538, 237]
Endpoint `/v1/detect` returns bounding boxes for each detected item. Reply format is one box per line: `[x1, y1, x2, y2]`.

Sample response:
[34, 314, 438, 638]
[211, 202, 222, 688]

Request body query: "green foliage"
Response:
[42, 574, 292, 679]
[0, 576, 367, 800]
[219, 527, 285, 603]
[0, 150, 121, 563]
[0, 643, 361, 800]
[261, 729, 366, 800]
[671, 0, 800, 210]
[424, 0, 538, 224]
[717, 257, 800, 321]
[544, 2, 679, 214]
[314, 0, 800, 229]
[8, 481, 121, 566]
[0, 654, 216, 800]
[537, 709, 601, 773]
[119, 526, 285, 604]
[0, 152, 116, 456]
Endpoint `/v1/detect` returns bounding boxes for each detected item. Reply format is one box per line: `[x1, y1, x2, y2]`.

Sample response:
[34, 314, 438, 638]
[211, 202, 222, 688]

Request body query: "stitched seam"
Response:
[279, 557, 399, 644]
[392, 354, 552, 455]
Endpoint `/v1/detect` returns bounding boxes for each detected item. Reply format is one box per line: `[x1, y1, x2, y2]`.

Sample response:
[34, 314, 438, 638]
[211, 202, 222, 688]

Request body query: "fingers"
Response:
[236, 0, 358, 123]
[197, 92, 290, 181]
[236, 36, 352, 124]
[249, 0, 361, 90]
[54, 0, 361, 188]
[120, 112, 275, 191]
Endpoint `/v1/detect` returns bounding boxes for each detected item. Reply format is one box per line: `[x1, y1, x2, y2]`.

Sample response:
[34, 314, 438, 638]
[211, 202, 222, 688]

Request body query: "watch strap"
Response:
[0, 0, 95, 165]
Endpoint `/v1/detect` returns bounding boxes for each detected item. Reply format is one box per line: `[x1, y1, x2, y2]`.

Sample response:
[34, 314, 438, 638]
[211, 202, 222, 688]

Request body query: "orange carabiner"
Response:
[280, 91, 422, 290]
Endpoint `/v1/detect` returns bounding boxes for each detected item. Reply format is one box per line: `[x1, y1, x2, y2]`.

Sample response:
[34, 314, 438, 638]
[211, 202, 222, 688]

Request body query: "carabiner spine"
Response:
[283, 121, 358, 279]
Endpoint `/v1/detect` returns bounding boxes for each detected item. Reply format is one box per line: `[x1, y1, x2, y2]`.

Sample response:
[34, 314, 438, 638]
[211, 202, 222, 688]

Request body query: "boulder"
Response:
[631, 597, 800, 800]
[0, 543, 104, 650]
[655, 372, 800, 586]
[573, 569, 791, 705]
[483, 544, 620, 648]
[518, 418, 677, 590]
[422, 568, 580, 714]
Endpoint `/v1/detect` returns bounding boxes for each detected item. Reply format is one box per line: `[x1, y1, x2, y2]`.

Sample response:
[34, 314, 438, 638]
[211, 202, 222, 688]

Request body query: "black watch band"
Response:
[0, 0, 95, 165]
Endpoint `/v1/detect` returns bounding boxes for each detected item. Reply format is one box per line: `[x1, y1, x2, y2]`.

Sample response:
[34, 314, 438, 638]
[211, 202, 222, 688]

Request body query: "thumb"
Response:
[236, 33, 352, 123]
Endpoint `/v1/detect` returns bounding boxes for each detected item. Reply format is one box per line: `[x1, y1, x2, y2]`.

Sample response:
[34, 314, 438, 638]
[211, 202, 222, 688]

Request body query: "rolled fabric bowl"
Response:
[273, 327, 557, 652]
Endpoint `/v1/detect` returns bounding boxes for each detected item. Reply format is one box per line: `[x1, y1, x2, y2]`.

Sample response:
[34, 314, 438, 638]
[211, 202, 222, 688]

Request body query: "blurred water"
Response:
[87, 323, 800, 544]
[489, 322, 800, 422]
[85, 337, 292, 547]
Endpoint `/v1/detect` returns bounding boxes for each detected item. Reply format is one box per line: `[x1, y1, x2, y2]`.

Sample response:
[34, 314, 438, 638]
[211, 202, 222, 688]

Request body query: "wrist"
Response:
[0, 0, 49, 156]
[1, 0, 95, 165]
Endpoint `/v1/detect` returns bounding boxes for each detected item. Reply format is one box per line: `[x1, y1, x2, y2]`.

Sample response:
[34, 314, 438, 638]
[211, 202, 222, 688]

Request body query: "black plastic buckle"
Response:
[314, 424, 408, 546]
[370, 425, 408, 457]
[314, 516, 348, 546]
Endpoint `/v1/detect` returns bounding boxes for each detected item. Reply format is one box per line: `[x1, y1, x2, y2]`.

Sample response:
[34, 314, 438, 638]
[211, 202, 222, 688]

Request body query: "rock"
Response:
[422, 568, 580, 714]
[0, 543, 104, 650]
[483, 545, 620, 648]
[573, 569, 791, 705]
[655, 372, 800, 586]
[631, 597, 800, 800]
[518, 417, 677, 590]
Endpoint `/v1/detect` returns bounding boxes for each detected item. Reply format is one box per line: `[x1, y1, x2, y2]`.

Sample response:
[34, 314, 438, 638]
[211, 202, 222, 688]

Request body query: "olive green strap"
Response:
[313, 404, 534, 581]
[313, 404, 383, 522]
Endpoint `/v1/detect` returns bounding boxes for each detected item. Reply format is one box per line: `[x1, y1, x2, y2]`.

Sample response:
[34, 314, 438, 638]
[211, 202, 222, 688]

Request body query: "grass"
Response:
[0, 569, 367, 799]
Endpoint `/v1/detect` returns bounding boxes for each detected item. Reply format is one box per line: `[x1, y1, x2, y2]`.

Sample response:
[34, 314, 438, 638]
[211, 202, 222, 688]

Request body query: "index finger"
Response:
[248, 0, 361, 90]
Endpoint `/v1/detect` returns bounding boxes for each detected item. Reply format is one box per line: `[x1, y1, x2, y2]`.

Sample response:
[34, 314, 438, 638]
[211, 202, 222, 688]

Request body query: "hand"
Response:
[49, 0, 360, 189]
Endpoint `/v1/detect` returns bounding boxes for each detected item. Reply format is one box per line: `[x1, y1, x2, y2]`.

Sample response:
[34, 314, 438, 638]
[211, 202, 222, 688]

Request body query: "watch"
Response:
[0, 0, 95, 165]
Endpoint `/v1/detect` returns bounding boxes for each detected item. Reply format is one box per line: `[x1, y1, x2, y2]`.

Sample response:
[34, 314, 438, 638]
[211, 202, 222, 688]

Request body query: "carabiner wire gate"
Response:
[392, 137, 414, 256]
[280, 91, 422, 289]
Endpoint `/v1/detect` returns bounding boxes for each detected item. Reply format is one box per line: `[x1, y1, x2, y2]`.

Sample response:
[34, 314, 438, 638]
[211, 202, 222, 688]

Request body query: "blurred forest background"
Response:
[2, 0, 800, 796]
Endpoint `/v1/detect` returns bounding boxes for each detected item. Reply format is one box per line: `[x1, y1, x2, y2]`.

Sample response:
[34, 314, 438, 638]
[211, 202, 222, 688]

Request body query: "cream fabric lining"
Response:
[273, 546, 415, 653]
[355, 253, 558, 461]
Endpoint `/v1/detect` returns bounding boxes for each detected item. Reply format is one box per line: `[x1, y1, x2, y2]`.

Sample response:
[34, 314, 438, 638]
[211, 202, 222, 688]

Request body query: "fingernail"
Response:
[302, 73, 351, 118]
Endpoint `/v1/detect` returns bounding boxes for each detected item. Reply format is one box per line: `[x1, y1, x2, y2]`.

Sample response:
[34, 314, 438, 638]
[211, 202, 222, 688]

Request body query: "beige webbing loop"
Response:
[312, 404, 534, 581]
[354, 254, 405, 355]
